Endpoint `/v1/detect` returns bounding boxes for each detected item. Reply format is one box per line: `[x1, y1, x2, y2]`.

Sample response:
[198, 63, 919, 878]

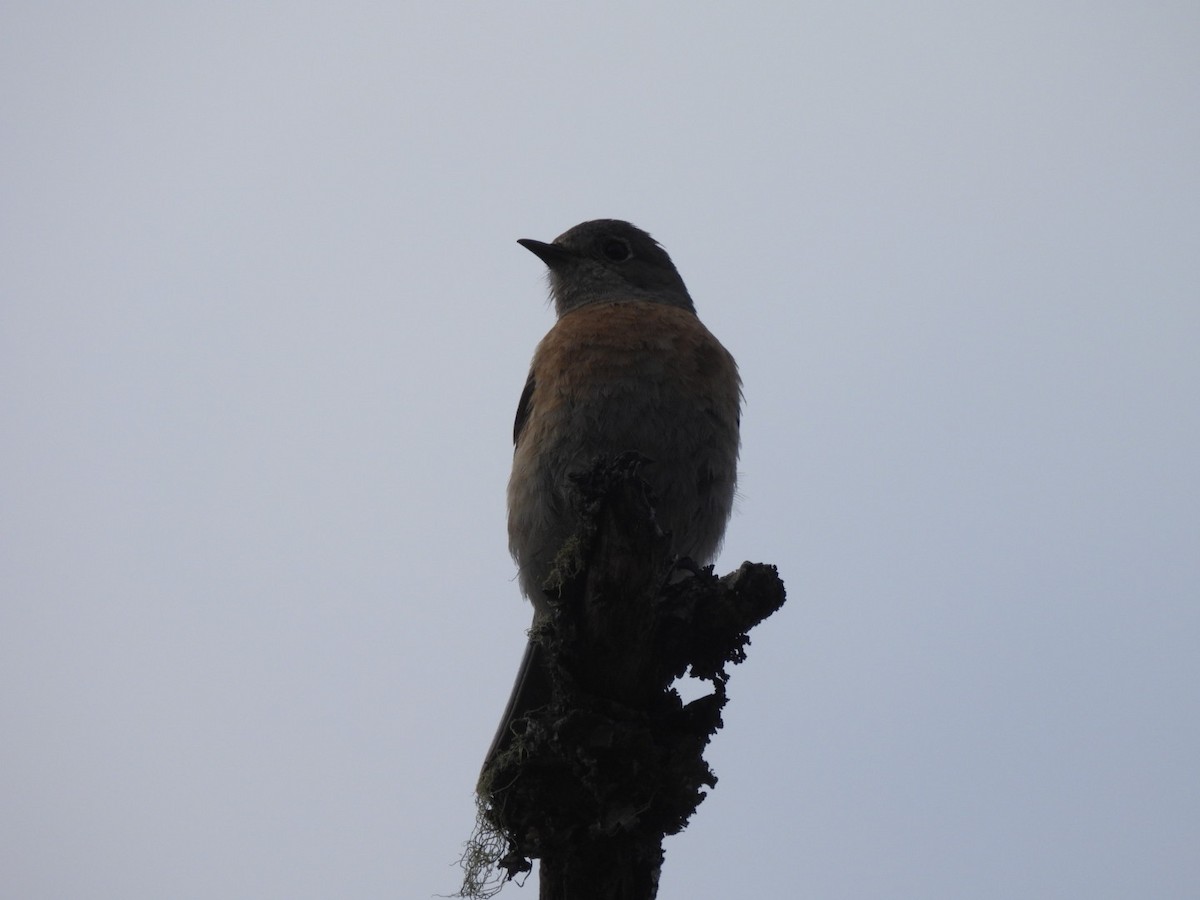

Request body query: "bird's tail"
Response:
[481, 633, 552, 774]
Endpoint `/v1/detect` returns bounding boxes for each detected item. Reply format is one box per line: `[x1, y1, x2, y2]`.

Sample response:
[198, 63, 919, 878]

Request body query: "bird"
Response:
[484, 219, 741, 768]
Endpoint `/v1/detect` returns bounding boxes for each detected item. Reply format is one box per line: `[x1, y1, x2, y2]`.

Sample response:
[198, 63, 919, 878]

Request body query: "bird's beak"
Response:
[517, 238, 573, 268]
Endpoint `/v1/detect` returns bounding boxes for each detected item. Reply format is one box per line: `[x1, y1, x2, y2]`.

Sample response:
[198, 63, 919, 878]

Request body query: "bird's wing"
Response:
[513, 373, 535, 446]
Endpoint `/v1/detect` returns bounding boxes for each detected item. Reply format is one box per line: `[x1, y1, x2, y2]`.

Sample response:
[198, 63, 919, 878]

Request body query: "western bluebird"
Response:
[485, 219, 741, 765]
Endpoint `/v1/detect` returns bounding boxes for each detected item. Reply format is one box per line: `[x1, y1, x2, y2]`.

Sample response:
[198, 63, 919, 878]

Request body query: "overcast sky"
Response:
[3, 4, 1198, 898]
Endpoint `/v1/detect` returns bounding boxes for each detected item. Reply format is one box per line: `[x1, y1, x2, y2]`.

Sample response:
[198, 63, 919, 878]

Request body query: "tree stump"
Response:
[466, 454, 786, 900]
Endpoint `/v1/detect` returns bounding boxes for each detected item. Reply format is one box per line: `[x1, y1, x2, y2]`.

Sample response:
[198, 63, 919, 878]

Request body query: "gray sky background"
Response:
[3, 4, 1198, 898]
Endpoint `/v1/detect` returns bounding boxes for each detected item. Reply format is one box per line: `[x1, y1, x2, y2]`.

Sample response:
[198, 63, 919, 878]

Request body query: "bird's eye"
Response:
[601, 238, 632, 262]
